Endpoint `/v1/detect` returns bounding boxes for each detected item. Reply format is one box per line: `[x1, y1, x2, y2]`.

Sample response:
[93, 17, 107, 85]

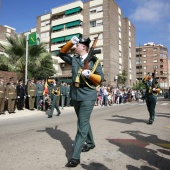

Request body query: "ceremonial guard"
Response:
[65, 83, 70, 106]
[36, 79, 44, 109]
[6, 77, 17, 113]
[48, 78, 61, 118]
[59, 35, 104, 167]
[60, 81, 66, 108]
[142, 72, 160, 124]
[16, 80, 25, 110]
[0, 75, 6, 114]
[27, 78, 36, 110]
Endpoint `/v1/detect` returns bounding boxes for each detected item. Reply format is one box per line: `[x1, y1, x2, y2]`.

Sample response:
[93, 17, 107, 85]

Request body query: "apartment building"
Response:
[136, 42, 169, 90]
[34, 0, 136, 86]
[0, 25, 15, 55]
[1, 0, 136, 86]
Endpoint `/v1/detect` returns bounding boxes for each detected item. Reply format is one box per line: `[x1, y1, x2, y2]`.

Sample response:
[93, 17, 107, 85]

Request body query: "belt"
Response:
[9, 93, 14, 94]
[30, 90, 35, 91]
[72, 82, 89, 88]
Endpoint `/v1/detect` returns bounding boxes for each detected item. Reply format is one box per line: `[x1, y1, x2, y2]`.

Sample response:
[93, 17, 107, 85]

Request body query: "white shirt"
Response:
[80, 53, 88, 62]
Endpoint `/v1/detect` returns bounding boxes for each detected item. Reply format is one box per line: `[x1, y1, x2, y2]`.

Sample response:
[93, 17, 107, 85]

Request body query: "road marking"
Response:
[155, 143, 170, 149]
[161, 103, 169, 105]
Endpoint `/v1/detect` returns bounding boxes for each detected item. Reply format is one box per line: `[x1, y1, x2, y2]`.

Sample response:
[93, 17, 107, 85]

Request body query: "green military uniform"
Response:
[36, 81, 44, 109]
[0, 75, 6, 114]
[27, 80, 36, 110]
[59, 49, 104, 161]
[60, 82, 66, 108]
[65, 84, 70, 106]
[48, 84, 61, 117]
[6, 81, 17, 113]
[142, 74, 160, 124]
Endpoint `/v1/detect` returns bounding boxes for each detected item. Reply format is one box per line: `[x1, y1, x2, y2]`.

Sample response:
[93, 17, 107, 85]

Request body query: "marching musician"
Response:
[142, 72, 160, 124]
[58, 36, 104, 167]
[48, 78, 61, 118]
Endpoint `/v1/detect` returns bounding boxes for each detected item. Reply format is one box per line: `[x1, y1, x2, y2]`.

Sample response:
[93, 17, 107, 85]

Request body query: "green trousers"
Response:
[50, 95, 60, 116]
[72, 100, 95, 160]
[146, 95, 157, 122]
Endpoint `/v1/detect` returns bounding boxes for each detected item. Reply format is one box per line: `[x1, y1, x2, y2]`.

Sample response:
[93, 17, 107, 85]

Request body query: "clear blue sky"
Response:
[0, 0, 170, 55]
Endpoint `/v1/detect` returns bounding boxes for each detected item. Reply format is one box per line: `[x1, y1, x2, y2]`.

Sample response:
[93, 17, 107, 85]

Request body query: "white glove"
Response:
[24, 96, 26, 98]
[28, 95, 30, 97]
[17, 96, 20, 98]
[82, 70, 91, 78]
[152, 88, 156, 91]
[6, 98, 9, 100]
[71, 36, 79, 44]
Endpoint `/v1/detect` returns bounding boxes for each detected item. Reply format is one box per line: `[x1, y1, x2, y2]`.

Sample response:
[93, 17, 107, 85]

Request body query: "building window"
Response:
[153, 48, 157, 52]
[154, 65, 158, 69]
[153, 60, 157, 63]
[90, 21, 96, 27]
[143, 55, 146, 57]
[143, 60, 146, 63]
[153, 54, 158, 57]
[136, 66, 142, 69]
[143, 49, 146, 52]
[160, 54, 167, 58]
[143, 66, 146, 69]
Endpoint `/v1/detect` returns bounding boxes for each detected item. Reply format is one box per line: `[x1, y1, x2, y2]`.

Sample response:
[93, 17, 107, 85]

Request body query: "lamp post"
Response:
[25, 34, 29, 85]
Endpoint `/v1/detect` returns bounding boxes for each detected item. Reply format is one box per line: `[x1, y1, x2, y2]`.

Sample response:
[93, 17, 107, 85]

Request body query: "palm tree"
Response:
[0, 34, 55, 81]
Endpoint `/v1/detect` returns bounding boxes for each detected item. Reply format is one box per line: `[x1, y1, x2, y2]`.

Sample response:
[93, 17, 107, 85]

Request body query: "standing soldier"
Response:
[0, 75, 6, 114]
[6, 77, 17, 113]
[142, 72, 160, 124]
[48, 78, 61, 118]
[16, 80, 25, 110]
[60, 81, 66, 108]
[36, 79, 44, 110]
[65, 83, 70, 107]
[27, 78, 36, 110]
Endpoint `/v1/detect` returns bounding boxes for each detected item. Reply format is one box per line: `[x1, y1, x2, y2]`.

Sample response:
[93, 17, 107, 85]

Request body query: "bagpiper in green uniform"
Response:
[6, 77, 17, 113]
[142, 72, 160, 124]
[59, 36, 104, 167]
[0, 75, 6, 114]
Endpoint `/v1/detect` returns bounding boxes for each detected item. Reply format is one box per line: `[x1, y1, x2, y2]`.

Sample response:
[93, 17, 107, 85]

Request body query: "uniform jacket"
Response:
[0, 84, 6, 99]
[6, 84, 17, 99]
[65, 86, 70, 97]
[17, 84, 25, 97]
[59, 53, 104, 101]
[27, 82, 36, 97]
[36, 83, 44, 96]
[143, 79, 160, 98]
[60, 85, 66, 95]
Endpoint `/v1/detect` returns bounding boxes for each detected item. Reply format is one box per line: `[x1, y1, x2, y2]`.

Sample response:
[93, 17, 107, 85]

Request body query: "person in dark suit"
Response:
[59, 36, 104, 167]
[16, 80, 25, 110]
[142, 72, 160, 124]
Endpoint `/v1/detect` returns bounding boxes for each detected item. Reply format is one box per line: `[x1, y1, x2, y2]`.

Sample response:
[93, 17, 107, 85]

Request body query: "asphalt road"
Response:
[0, 99, 169, 170]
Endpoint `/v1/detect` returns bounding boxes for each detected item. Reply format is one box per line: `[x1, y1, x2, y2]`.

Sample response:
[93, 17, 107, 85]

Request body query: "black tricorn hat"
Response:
[148, 72, 155, 77]
[79, 37, 91, 47]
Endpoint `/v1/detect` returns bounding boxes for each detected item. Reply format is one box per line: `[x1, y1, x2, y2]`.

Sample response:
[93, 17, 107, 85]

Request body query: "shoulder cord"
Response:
[81, 59, 100, 89]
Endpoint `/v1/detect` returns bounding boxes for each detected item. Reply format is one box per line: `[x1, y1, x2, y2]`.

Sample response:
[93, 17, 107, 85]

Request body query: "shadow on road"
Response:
[81, 162, 111, 170]
[126, 165, 155, 170]
[106, 115, 147, 125]
[37, 126, 73, 161]
[156, 112, 170, 119]
[107, 130, 170, 170]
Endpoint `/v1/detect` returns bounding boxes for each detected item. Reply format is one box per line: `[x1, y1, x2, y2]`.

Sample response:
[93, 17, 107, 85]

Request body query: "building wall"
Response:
[136, 43, 169, 89]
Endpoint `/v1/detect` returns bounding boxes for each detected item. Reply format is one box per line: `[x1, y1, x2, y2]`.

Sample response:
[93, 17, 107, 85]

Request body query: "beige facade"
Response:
[0, 25, 15, 55]
[136, 42, 169, 90]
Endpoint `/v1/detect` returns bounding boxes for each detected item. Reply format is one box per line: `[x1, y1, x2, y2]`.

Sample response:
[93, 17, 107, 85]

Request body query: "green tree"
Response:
[0, 34, 55, 81]
[117, 70, 128, 87]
